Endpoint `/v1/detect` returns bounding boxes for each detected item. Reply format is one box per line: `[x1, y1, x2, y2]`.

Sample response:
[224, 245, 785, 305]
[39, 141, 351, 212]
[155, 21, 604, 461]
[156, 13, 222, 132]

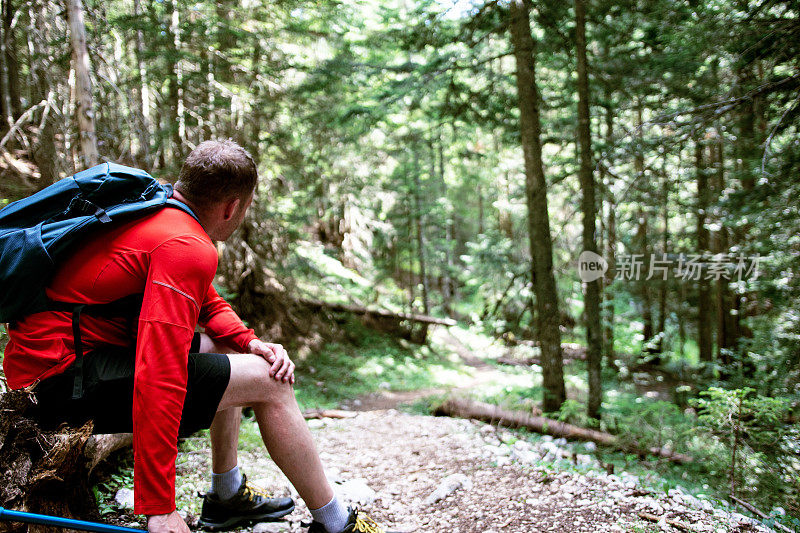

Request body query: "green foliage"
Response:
[691, 387, 796, 506]
[92, 458, 135, 517]
[293, 317, 466, 410]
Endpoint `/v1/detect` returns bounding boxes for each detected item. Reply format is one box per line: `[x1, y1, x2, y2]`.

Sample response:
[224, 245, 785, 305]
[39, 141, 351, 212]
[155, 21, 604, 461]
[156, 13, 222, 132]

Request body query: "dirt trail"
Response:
[341, 328, 509, 412]
[176, 409, 772, 533]
[159, 330, 776, 533]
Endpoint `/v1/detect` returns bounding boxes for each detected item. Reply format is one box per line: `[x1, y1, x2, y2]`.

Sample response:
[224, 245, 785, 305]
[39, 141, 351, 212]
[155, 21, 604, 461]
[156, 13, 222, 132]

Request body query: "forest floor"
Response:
[151, 408, 773, 533]
[99, 327, 782, 533]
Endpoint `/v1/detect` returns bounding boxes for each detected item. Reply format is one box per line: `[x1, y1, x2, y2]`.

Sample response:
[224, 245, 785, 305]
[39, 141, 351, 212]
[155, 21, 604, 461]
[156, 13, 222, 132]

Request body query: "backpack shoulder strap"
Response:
[165, 197, 200, 223]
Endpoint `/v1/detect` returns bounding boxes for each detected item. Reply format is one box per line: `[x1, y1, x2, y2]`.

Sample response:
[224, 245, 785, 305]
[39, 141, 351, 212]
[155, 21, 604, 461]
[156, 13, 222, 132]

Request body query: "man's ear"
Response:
[222, 197, 241, 221]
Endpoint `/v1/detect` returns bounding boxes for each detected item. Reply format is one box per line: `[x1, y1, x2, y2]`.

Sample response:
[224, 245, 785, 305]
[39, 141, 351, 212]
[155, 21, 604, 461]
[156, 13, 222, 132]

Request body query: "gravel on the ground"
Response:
[165, 409, 775, 533]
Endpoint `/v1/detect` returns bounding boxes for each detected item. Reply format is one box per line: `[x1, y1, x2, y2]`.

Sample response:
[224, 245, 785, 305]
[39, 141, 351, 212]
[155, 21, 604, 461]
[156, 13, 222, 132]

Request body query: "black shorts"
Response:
[31, 333, 231, 437]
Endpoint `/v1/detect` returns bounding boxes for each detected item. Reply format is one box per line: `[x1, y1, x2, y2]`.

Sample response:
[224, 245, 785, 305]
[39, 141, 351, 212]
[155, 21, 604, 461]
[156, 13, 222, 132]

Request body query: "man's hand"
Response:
[147, 511, 189, 533]
[248, 339, 296, 384]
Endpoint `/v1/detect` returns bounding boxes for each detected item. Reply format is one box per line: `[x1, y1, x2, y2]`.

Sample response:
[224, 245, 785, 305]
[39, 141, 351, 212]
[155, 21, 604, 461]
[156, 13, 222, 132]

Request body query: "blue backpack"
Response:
[0, 162, 198, 397]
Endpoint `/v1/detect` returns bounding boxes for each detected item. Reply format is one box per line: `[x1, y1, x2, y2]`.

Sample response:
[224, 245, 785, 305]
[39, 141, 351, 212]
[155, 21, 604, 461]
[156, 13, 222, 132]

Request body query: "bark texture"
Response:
[65, 0, 99, 168]
[574, 0, 602, 419]
[696, 140, 713, 363]
[435, 398, 693, 464]
[508, 0, 565, 412]
[0, 389, 131, 533]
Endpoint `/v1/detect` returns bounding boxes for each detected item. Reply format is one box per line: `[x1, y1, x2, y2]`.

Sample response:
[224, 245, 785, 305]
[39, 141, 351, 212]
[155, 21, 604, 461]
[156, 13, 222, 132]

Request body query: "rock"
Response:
[584, 442, 597, 452]
[511, 448, 538, 464]
[335, 478, 377, 506]
[512, 440, 531, 451]
[731, 512, 760, 527]
[253, 522, 290, 533]
[683, 494, 702, 510]
[495, 456, 511, 467]
[114, 488, 135, 509]
[713, 509, 729, 520]
[307, 419, 325, 429]
[424, 474, 473, 506]
[479, 424, 496, 435]
[772, 507, 787, 516]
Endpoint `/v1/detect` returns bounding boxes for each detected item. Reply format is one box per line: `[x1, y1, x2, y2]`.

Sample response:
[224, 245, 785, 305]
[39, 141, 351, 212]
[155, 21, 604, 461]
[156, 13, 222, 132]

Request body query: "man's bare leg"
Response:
[198, 335, 242, 475]
[209, 407, 241, 474]
[198, 333, 333, 509]
[217, 353, 334, 510]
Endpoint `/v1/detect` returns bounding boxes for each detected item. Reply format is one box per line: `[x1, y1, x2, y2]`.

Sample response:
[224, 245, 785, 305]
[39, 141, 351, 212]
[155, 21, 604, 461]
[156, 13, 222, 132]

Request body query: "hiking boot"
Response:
[305, 507, 396, 533]
[198, 474, 295, 530]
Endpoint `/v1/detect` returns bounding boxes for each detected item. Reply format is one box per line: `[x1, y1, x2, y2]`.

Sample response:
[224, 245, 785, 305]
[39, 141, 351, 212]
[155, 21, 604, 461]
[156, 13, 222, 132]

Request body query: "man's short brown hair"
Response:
[175, 140, 258, 209]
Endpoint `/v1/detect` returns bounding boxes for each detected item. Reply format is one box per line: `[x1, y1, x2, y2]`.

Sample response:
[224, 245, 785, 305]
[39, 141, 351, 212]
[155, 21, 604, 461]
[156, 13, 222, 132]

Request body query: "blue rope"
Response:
[0, 506, 146, 533]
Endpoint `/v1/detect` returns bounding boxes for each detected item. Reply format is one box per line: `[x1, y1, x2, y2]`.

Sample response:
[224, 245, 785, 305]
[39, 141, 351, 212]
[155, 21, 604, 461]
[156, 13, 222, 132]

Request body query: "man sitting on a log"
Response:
[2, 140, 392, 533]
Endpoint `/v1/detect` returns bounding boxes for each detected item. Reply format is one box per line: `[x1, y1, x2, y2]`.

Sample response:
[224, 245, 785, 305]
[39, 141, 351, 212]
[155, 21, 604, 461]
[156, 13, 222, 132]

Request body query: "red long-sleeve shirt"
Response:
[3, 207, 257, 515]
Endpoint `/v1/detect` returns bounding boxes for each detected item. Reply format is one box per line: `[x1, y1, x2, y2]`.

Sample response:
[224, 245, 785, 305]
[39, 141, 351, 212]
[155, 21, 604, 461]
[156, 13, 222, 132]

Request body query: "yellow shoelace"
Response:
[353, 513, 385, 533]
[243, 482, 273, 500]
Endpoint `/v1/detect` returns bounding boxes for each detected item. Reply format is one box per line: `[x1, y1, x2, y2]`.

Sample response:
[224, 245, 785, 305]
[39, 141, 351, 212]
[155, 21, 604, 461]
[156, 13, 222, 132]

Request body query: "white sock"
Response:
[211, 465, 243, 500]
[310, 495, 350, 533]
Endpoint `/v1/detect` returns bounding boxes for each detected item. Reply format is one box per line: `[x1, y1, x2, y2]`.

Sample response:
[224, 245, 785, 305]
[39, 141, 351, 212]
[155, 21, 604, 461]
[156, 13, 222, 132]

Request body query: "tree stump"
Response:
[0, 388, 131, 533]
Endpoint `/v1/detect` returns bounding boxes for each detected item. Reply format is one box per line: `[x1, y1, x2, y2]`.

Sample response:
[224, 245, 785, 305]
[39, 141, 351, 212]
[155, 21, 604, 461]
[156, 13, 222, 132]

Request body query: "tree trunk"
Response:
[248, 37, 263, 158]
[509, 0, 565, 412]
[678, 281, 687, 357]
[28, 0, 58, 184]
[0, 0, 11, 135]
[412, 147, 430, 315]
[0, 389, 133, 533]
[405, 196, 416, 313]
[636, 207, 654, 345]
[65, 0, 99, 169]
[477, 182, 484, 235]
[575, 0, 602, 419]
[438, 132, 454, 314]
[696, 140, 713, 363]
[634, 104, 654, 353]
[200, 18, 215, 140]
[3, 0, 21, 122]
[299, 298, 455, 327]
[602, 103, 616, 370]
[167, 0, 184, 163]
[131, 0, 151, 168]
[435, 398, 693, 464]
[656, 155, 669, 349]
[713, 138, 735, 366]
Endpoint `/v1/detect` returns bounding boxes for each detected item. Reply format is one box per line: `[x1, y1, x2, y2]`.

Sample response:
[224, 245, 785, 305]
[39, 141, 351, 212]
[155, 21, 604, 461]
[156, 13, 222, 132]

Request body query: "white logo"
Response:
[578, 251, 608, 282]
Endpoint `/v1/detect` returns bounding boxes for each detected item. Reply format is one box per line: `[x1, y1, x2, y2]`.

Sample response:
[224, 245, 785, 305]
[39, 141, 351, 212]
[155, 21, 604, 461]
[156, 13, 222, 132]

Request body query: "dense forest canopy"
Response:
[0, 0, 798, 522]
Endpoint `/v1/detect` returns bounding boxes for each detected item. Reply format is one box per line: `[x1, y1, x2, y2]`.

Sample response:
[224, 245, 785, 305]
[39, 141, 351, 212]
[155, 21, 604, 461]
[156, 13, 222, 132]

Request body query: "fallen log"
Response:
[0, 389, 132, 533]
[434, 398, 693, 464]
[299, 298, 457, 327]
[730, 496, 794, 533]
[303, 409, 358, 420]
[637, 511, 696, 532]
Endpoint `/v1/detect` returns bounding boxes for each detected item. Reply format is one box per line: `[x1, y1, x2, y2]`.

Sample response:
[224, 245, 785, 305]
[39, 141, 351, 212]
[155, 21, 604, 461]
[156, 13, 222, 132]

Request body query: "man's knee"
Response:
[218, 354, 295, 410]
